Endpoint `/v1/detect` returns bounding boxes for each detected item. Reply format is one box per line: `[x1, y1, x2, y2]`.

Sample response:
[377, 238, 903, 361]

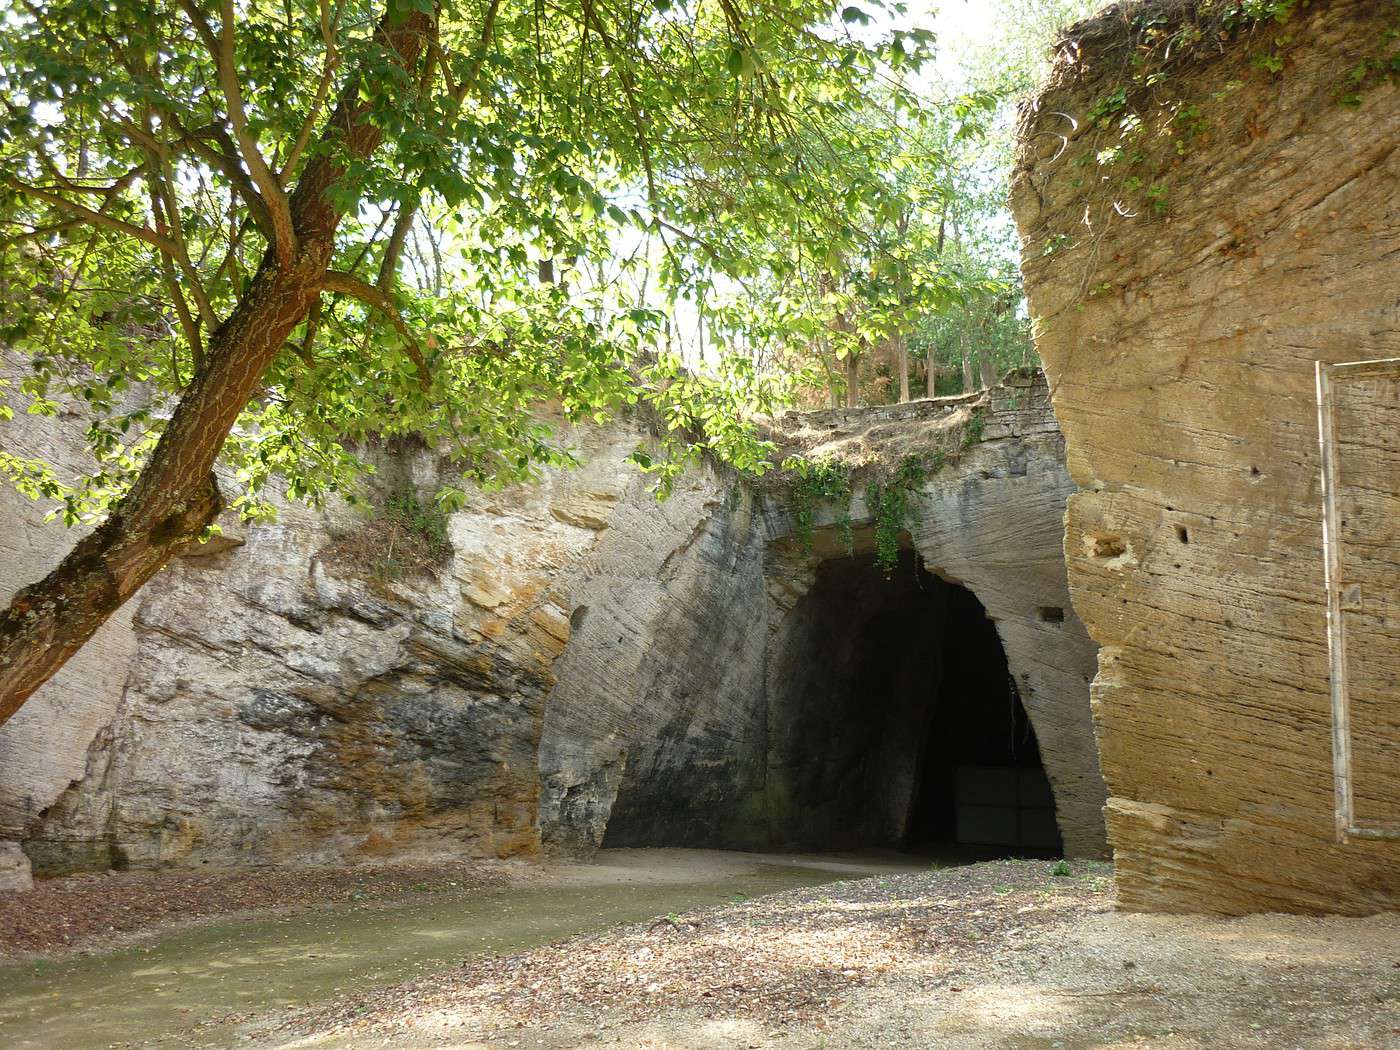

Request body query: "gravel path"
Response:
[258, 859, 1400, 1050]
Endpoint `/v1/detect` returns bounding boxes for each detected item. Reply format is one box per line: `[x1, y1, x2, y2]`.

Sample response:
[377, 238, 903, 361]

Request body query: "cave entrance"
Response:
[768, 548, 1062, 858]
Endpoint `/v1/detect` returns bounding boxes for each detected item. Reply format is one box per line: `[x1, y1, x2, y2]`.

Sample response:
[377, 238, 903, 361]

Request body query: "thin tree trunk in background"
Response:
[897, 333, 909, 403]
[928, 202, 948, 399]
[822, 344, 841, 407]
[0, 4, 437, 727]
[845, 351, 860, 408]
[960, 328, 974, 393]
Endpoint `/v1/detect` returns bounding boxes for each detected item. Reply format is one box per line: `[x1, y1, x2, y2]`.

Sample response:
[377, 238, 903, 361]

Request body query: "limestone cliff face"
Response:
[537, 374, 1108, 861]
[2, 366, 1106, 879]
[1012, 0, 1400, 913]
[752, 376, 1106, 860]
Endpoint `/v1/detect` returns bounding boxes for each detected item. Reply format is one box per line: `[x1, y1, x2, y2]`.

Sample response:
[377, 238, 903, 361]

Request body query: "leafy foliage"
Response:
[785, 456, 853, 552]
[863, 454, 924, 573]
[0, 0, 946, 523]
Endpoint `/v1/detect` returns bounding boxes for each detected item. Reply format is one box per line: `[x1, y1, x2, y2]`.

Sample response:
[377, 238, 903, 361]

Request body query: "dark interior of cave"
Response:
[766, 548, 1062, 858]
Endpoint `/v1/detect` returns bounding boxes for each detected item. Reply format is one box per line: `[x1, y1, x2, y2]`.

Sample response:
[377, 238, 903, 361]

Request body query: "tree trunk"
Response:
[979, 350, 998, 391]
[844, 351, 860, 408]
[960, 328, 974, 393]
[0, 5, 437, 727]
[928, 203, 947, 400]
[821, 345, 841, 408]
[896, 333, 909, 403]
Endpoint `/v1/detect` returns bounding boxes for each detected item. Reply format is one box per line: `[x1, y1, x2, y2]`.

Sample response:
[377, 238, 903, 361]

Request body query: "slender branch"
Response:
[576, 2, 655, 201]
[320, 270, 431, 389]
[377, 201, 414, 292]
[34, 150, 146, 197]
[0, 218, 85, 246]
[149, 110, 276, 236]
[280, 0, 342, 182]
[147, 175, 215, 366]
[162, 251, 205, 373]
[376, 0, 500, 291]
[2, 176, 178, 255]
[179, 0, 297, 266]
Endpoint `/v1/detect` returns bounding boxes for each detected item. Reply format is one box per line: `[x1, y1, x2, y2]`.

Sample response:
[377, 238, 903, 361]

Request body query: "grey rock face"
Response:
[0, 841, 31, 891]
[537, 373, 1108, 860]
[1, 368, 1106, 878]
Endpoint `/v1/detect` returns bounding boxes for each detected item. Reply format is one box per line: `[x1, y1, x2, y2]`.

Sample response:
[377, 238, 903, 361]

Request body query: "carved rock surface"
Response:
[539, 375, 1108, 861]
[0, 841, 30, 892]
[3, 393, 643, 873]
[2, 367, 1105, 874]
[1012, 0, 1400, 913]
[751, 378, 1107, 860]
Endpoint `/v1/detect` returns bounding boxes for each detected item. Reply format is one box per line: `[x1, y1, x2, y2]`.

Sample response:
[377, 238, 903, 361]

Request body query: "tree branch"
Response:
[178, 0, 297, 267]
[320, 270, 431, 389]
[145, 110, 276, 237]
[376, 0, 500, 292]
[280, 0, 342, 183]
[2, 176, 178, 255]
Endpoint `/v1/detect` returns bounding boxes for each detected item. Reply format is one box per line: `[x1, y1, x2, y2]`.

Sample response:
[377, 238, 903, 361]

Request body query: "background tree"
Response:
[688, 92, 994, 408]
[0, 0, 939, 723]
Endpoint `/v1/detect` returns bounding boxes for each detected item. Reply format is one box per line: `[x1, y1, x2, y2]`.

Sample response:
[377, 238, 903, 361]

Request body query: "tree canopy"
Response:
[0, 0, 957, 514]
[0, 0, 980, 719]
[0, 0, 1113, 720]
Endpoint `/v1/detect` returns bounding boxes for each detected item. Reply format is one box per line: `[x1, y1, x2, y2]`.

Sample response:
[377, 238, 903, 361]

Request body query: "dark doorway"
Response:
[765, 548, 1061, 857]
[905, 583, 1061, 856]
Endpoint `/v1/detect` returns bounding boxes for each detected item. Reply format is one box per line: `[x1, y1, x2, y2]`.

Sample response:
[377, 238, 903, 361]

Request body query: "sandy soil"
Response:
[259, 859, 1400, 1050]
[0, 849, 933, 964]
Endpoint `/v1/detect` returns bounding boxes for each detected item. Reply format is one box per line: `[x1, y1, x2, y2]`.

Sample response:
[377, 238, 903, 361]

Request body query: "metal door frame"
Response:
[1315, 357, 1400, 843]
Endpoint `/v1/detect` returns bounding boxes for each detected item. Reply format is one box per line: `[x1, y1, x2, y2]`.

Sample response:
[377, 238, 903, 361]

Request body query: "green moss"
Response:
[863, 455, 926, 575]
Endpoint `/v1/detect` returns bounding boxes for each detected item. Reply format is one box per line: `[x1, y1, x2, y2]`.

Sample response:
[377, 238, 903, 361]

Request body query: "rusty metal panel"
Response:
[1316, 358, 1400, 842]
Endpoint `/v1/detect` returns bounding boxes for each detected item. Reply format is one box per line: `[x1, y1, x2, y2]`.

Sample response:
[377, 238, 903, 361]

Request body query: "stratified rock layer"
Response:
[1012, 0, 1400, 913]
[2, 366, 1106, 875]
[542, 375, 1108, 862]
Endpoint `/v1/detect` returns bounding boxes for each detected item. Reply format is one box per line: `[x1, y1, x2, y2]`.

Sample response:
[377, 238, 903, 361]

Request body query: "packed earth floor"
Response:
[3, 852, 1399, 1049]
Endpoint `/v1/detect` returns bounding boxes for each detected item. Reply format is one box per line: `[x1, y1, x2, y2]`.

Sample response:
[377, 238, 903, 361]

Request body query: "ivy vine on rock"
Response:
[785, 456, 854, 553]
[864, 455, 927, 574]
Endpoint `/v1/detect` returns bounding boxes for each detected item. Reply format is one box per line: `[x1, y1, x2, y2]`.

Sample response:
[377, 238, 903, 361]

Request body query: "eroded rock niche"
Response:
[1012, 0, 1400, 913]
[0, 367, 1106, 882]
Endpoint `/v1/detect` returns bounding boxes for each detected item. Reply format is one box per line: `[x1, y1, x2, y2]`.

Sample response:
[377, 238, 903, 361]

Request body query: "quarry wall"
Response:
[1012, 0, 1400, 914]
[0, 366, 1106, 886]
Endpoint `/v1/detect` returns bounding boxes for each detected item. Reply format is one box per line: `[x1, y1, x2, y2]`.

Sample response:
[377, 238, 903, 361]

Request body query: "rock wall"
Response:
[1, 370, 689, 874]
[751, 375, 1107, 860]
[2, 365, 1107, 879]
[1012, 0, 1400, 913]
[542, 373, 1107, 860]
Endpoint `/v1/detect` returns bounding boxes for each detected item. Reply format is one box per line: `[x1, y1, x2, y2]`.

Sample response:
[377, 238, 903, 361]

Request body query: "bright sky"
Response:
[907, 1, 1006, 87]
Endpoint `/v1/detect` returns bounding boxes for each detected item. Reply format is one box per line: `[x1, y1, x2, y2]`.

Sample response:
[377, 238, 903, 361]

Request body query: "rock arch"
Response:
[547, 374, 1108, 860]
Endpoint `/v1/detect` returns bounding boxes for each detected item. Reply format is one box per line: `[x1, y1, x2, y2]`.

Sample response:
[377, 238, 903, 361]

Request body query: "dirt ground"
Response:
[0, 861, 515, 959]
[259, 859, 1400, 1050]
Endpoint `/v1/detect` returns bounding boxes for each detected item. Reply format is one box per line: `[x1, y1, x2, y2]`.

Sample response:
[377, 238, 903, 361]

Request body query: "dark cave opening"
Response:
[767, 548, 1062, 857]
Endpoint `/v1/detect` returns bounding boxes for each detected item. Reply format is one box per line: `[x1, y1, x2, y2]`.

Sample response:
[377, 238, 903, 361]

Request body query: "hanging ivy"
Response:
[960, 405, 988, 450]
[785, 457, 854, 553]
[864, 455, 927, 574]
